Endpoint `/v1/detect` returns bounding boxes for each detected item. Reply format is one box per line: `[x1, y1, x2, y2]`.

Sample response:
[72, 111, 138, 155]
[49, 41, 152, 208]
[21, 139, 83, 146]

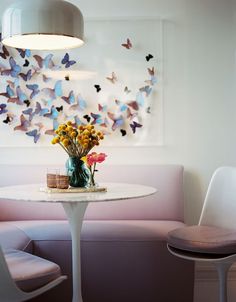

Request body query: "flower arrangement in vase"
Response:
[51, 121, 106, 187]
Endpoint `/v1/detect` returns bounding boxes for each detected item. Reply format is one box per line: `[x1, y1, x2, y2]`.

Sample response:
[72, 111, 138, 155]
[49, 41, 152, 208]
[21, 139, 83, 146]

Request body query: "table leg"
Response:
[63, 202, 88, 302]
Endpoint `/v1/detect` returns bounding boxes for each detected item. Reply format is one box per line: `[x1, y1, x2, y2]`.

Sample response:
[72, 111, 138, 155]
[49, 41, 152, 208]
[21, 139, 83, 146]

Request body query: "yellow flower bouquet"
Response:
[51, 121, 105, 187]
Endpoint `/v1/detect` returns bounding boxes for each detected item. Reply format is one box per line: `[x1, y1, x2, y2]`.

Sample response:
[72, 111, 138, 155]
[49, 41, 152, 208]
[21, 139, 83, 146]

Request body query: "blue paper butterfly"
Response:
[26, 84, 40, 99]
[62, 90, 75, 104]
[43, 106, 59, 119]
[35, 102, 49, 116]
[107, 112, 124, 131]
[61, 53, 76, 68]
[16, 48, 31, 58]
[42, 80, 62, 100]
[1, 57, 21, 78]
[26, 129, 40, 143]
[0, 104, 7, 114]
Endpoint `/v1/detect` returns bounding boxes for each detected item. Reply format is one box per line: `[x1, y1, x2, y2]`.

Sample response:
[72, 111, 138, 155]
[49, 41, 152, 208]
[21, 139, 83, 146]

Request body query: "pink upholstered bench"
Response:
[0, 164, 194, 302]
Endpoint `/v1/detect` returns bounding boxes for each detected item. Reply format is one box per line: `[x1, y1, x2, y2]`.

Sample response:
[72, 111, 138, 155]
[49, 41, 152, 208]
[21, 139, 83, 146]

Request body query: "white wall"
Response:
[0, 0, 236, 226]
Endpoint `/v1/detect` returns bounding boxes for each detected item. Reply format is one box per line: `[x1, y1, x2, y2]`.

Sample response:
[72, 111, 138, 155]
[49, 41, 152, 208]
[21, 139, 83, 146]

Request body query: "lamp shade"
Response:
[1, 0, 84, 50]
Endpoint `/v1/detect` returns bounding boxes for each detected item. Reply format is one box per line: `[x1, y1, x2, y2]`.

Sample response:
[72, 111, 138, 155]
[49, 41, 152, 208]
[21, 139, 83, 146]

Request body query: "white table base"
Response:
[63, 202, 88, 302]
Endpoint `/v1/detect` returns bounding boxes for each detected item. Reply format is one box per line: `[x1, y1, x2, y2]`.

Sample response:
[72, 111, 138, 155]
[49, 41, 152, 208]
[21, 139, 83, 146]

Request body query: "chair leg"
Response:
[215, 262, 232, 302]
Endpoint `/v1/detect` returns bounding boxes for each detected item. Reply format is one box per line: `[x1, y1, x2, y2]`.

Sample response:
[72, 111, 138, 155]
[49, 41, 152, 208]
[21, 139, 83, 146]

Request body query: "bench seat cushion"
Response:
[168, 225, 236, 254]
[4, 249, 61, 292]
[5, 220, 186, 242]
[0, 220, 193, 302]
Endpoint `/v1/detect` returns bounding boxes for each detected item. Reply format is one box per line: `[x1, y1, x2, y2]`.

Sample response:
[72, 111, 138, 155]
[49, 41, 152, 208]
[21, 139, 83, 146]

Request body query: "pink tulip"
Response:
[86, 152, 107, 166]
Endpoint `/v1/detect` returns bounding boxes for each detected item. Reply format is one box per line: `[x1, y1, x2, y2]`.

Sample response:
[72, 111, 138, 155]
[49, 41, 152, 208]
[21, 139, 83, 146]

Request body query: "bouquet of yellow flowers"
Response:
[51, 121, 104, 157]
[51, 121, 106, 187]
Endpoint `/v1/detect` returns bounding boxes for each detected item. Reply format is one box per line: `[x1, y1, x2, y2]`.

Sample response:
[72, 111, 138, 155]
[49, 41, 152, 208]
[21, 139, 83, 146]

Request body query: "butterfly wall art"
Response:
[0, 18, 163, 146]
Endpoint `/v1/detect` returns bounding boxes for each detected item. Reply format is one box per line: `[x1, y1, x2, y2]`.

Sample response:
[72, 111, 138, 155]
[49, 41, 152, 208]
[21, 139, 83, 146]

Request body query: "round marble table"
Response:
[0, 183, 156, 302]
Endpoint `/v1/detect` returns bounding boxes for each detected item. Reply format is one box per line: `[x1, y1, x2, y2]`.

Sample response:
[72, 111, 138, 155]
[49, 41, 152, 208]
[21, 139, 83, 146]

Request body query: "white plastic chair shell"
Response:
[0, 247, 67, 302]
[168, 166, 236, 302]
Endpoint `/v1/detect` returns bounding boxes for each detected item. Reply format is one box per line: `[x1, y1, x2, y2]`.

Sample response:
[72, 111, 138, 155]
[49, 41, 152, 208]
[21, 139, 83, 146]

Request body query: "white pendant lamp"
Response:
[1, 0, 84, 50]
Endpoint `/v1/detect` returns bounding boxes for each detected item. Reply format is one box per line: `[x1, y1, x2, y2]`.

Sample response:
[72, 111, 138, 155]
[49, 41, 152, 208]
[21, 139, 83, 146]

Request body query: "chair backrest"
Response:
[199, 166, 236, 229]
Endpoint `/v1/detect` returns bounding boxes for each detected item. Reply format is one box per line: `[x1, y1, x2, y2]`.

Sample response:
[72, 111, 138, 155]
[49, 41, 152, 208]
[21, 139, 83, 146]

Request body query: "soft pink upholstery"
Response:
[2, 220, 193, 302]
[4, 249, 61, 292]
[0, 165, 183, 221]
[0, 164, 194, 302]
[168, 225, 236, 254]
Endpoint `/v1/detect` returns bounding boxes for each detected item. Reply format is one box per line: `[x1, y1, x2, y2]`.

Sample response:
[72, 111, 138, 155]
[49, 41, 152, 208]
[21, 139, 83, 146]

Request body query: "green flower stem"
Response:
[89, 162, 96, 187]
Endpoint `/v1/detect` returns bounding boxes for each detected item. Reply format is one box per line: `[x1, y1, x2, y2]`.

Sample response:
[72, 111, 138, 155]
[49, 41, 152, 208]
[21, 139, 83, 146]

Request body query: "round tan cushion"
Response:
[167, 225, 236, 254]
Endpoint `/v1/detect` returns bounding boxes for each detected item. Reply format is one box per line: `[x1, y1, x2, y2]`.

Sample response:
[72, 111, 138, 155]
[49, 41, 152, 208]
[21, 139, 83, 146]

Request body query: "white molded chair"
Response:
[0, 247, 67, 302]
[167, 166, 236, 302]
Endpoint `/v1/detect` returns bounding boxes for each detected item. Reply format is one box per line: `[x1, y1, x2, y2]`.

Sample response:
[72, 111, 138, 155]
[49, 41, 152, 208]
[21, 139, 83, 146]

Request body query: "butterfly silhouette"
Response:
[16, 48, 31, 58]
[0, 104, 7, 114]
[23, 59, 30, 67]
[0, 85, 15, 98]
[26, 84, 40, 99]
[33, 54, 55, 69]
[3, 116, 11, 124]
[19, 69, 32, 81]
[45, 119, 59, 136]
[8, 87, 27, 105]
[124, 86, 131, 94]
[3, 113, 14, 124]
[61, 53, 76, 68]
[83, 114, 91, 123]
[139, 85, 152, 97]
[1, 57, 21, 78]
[56, 105, 63, 112]
[62, 91, 75, 104]
[122, 38, 132, 49]
[23, 100, 31, 107]
[94, 84, 101, 93]
[0, 45, 10, 59]
[35, 102, 49, 116]
[106, 72, 117, 84]
[130, 121, 142, 133]
[120, 129, 127, 136]
[22, 108, 36, 122]
[146, 54, 154, 61]
[107, 112, 124, 131]
[26, 129, 40, 143]
[69, 95, 86, 111]
[42, 80, 62, 100]
[14, 114, 30, 131]
[44, 106, 59, 119]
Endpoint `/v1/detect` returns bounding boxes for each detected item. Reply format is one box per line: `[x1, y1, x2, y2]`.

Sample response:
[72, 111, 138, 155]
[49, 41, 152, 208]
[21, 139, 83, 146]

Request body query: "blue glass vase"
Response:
[66, 156, 90, 187]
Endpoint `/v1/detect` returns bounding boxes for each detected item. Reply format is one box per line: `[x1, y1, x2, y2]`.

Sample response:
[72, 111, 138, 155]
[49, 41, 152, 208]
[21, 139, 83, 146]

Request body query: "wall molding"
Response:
[194, 262, 236, 302]
[195, 262, 236, 281]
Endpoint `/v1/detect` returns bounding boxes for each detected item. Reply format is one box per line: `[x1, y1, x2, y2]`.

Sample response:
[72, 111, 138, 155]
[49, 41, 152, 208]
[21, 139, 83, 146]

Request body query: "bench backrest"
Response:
[0, 164, 184, 221]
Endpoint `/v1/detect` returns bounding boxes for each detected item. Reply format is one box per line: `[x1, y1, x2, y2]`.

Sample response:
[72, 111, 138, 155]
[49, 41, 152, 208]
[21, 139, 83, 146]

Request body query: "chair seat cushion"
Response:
[167, 225, 236, 254]
[4, 249, 61, 292]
